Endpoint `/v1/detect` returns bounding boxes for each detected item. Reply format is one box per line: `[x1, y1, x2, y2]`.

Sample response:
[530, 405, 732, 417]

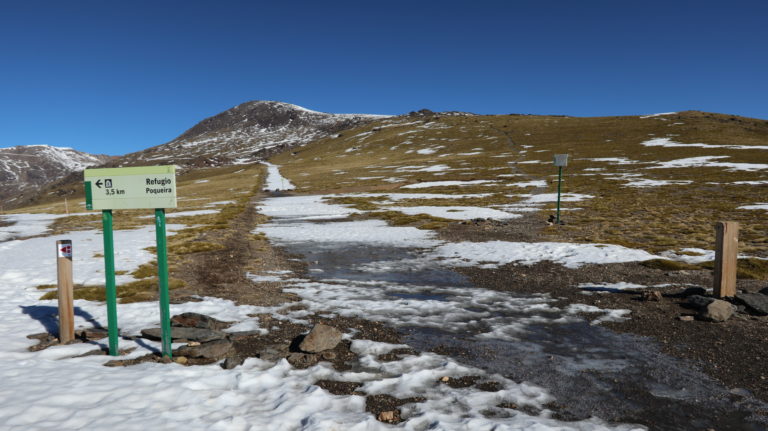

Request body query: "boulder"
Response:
[687, 295, 715, 309]
[735, 293, 768, 315]
[140, 327, 226, 343]
[221, 355, 246, 370]
[698, 300, 735, 322]
[171, 312, 232, 331]
[286, 352, 319, 368]
[298, 324, 342, 353]
[176, 339, 233, 359]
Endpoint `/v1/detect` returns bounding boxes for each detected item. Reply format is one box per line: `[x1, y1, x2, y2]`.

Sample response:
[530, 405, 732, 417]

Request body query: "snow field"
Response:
[383, 206, 522, 220]
[0, 213, 75, 241]
[258, 195, 359, 220]
[431, 241, 658, 269]
[260, 218, 441, 248]
[251, 182, 645, 430]
[400, 180, 496, 189]
[739, 203, 768, 211]
[262, 162, 296, 190]
[0, 213, 643, 430]
[640, 137, 768, 151]
[650, 156, 768, 172]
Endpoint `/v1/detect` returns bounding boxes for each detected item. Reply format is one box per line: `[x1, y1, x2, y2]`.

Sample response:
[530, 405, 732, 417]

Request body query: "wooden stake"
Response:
[714, 222, 739, 298]
[56, 240, 75, 343]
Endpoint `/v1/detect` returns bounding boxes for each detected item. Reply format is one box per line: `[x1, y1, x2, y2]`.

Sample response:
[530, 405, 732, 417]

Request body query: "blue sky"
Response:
[1, 1, 766, 155]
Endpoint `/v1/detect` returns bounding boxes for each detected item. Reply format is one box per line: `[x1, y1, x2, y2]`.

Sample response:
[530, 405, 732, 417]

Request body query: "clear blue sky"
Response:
[1, 1, 766, 155]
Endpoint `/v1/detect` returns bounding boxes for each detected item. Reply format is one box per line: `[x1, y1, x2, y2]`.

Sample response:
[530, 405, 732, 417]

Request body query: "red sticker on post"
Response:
[58, 243, 72, 258]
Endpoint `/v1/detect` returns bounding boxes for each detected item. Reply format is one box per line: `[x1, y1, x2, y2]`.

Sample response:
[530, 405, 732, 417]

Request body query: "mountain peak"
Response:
[0, 145, 112, 206]
[120, 100, 388, 167]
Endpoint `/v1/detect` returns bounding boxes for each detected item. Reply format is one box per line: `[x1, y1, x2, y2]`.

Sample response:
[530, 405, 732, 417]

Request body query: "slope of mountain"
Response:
[270, 110, 768, 256]
[0, 145, 112, 207]
[118, 101, 389, 167]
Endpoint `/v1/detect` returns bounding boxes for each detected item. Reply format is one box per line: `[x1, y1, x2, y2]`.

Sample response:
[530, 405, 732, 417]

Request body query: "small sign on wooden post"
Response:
[56, 239, 75, 343]
[714, 221, 739, 298]
[553, 154, 568, 224]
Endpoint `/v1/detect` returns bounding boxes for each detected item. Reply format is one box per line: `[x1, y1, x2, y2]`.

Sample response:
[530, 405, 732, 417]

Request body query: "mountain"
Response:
[117, 101, 389, 168]
[0, 145, 112, 208]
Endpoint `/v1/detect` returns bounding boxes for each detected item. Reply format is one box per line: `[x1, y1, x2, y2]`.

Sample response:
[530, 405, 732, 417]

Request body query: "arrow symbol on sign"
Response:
[95, 180, 103, 188]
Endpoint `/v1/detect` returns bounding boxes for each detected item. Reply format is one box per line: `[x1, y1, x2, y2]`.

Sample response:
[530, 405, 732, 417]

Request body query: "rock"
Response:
[735, 293, 768, 315]
[221, 355, 246, 370]
[678, 315, 695, 322]
[76, 327, 109, 340]
[258, 346, 286, 362]
[286, 352, 319, 368]
[171, 312, 232, 331]
[377, 410, 400, 423]
[641, 291, 662, 301]
[140, 327, 226, 343]
[227, 330, 266, 342]
[681, 287, 707, 297]
[687, 295, 715, 309]
[298, 324, 342, 353]
[27, 333, 59, 352]
[320, 351, 337, 361]
[698, 300, 735, 322]
[759, 287, 768, 296]
[174, 356, 188, 365]
[176, 339, 233, 359]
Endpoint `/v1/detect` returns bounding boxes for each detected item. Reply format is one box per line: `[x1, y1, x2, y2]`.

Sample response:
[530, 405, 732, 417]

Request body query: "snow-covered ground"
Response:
[0, 213, 71, 241]
[262, 162, 296, 191]
[252, 190, 648, 429]
[640, 137, 768, 151]
[0, 163, 658, 430]
[0, 208, 644, 429]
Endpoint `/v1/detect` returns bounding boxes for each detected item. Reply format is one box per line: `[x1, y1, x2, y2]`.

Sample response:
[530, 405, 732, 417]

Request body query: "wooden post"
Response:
[56, 240, 75, 343]
[714, 222, 739, 298]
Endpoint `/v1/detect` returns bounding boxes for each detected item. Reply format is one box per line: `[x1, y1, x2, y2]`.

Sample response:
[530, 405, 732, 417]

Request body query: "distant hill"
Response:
[2, 101, 387, 209]
[116, 100, 388, 168]
[0, 145, 112, 208]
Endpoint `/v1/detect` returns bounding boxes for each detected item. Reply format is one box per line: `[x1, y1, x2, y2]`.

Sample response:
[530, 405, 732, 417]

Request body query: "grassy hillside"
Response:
[17, 164, 266, 303]
[270, 111, 768, 256]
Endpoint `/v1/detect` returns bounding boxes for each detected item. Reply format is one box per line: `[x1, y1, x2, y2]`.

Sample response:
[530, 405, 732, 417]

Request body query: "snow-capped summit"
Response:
[122, 100, 389, 167]
[0, 145, 112, 206]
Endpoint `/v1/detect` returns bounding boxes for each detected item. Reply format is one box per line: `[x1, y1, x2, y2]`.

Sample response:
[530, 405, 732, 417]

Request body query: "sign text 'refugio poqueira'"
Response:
[84, 165, 177, 210]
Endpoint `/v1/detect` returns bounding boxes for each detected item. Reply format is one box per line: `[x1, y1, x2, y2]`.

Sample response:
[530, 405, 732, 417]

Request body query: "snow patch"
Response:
[431, 241, 658, 269]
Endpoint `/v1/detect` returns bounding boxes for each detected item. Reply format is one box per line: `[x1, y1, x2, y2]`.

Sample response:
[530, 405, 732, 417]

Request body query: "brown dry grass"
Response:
[25, 164, 267, 302]
[270, 111, 768, 255]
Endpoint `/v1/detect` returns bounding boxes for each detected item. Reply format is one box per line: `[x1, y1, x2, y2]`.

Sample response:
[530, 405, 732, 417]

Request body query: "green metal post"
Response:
[102, 210, 119, 356]
[556, 166, 563, 225]
[155, 208, 172, 358]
